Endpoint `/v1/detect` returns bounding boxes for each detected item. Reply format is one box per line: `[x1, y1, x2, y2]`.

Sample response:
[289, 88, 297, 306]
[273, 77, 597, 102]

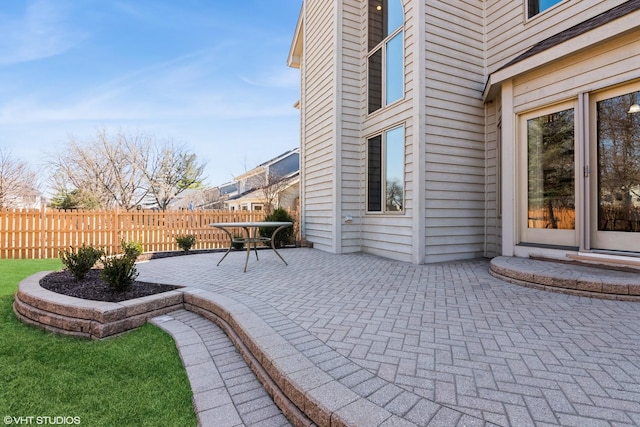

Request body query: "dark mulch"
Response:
[40, 269, 181, 303]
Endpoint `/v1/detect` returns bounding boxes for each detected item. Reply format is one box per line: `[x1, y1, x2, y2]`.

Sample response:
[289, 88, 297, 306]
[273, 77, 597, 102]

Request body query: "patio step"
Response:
[150, 310, 295, 427]
[155, 288, 487, 427]
[489, 256, 640, 301]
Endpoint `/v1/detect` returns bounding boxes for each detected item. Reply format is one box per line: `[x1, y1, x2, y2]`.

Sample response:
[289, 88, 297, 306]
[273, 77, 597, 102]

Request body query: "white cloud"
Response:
[0, 45, 299, 126]
[239, 67, 300, 89]
[0, 0, 84, 66]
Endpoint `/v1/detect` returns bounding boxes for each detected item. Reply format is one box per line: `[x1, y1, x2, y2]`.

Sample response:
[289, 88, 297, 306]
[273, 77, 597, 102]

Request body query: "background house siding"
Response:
[423, 0, 486, 263]
[301, 0, 337, 251]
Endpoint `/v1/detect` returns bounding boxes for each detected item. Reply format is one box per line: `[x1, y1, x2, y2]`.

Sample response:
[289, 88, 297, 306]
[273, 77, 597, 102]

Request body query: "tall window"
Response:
[527, 0, 564, 18]
[368, 125, 405, 212]
[368, 0, 404, 114]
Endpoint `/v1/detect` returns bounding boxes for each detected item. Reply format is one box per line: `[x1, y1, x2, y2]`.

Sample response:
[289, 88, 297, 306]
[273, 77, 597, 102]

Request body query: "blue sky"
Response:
[0, 0, 302, 192]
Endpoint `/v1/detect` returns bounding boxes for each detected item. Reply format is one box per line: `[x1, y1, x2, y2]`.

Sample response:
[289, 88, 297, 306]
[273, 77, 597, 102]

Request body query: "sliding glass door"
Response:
[590, 85, 640, 252]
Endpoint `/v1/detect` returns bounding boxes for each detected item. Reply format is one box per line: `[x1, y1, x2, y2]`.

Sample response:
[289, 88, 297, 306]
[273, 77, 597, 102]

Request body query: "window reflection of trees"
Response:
[597, 91, 640, 232]
[386, 179, 403, 211]
[527, 109, 575, 229]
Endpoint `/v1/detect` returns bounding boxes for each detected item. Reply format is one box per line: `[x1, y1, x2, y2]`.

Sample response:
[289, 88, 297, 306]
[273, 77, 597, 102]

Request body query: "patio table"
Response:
[210, 221, 293, 272]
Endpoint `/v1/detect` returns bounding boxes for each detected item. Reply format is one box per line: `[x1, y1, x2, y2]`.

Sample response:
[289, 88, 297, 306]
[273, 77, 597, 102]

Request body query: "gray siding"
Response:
[424, 0, 485, 263]
[359, 0, 416, 262]
[485, 0, 629, 73]
[301, 0, 337, 251]
[340, 0, 364, 253]
[484, 100, 500, 257]
[512, 32, 640, 111]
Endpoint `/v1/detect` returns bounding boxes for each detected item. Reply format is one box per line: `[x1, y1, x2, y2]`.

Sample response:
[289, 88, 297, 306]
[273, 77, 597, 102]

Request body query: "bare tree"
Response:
[0, 148, 40, 208]
[49, 129, 150, 210]
[142, 140, 206, 210]
[49, 129, 205, 210]
[257, 170, 293, 214]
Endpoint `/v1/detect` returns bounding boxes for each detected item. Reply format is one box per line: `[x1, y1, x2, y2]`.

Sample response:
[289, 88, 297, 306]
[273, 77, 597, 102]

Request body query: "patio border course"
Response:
[490, 256, 640, 301]
[181, 288, 425, 427]
[13, 271, 184, 339]
[13, 273, 424, 426]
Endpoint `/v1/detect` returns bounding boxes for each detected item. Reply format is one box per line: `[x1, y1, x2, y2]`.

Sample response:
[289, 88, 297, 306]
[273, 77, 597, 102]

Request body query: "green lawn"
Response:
[0, 259, 196, 426]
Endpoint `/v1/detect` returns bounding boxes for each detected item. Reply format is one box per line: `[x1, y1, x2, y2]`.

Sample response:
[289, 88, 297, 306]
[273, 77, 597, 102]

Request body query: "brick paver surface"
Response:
[153, 309, 291, 427]
[137, 249, 640, 426]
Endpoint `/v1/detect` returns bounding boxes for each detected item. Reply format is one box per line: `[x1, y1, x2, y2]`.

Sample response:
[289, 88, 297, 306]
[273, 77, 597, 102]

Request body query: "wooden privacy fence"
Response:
[0, 208, 279, 259]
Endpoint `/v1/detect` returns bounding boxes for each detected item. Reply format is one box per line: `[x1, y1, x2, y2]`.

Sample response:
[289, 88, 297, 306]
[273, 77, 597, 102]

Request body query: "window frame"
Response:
[518, 100, 578, 247]
[366, 124, 406, 214]
[526, 0, 566, 20]
[367, 1, 405, 115]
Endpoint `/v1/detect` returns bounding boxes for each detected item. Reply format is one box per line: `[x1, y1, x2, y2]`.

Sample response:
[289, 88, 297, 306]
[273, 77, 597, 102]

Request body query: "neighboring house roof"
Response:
[218, 182, 238, 195]
[226, 173, 300, 204]
[228, 172, 300, 199]
[234, 148, 299, 182]
[500, 0, 640, 71]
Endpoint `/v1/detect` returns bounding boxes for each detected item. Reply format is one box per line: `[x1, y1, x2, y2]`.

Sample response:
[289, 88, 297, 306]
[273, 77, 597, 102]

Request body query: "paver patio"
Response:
[137, 248, 640, 426]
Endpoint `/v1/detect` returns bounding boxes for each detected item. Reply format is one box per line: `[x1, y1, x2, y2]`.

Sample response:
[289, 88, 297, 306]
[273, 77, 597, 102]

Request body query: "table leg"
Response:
[269, 225, 289, 266]
[251, 227, 260, 261]
[242, 226, 251, 272]
[216, 226, 234, 266]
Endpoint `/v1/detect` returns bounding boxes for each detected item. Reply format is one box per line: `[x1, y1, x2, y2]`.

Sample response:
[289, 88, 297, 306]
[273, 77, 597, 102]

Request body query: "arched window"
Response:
[368, 0, 404, 114]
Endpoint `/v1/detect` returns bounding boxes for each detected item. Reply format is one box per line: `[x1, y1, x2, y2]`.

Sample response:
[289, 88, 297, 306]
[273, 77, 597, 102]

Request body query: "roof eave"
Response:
[287, 5, 304, 68]
[484, 7, 640, 102]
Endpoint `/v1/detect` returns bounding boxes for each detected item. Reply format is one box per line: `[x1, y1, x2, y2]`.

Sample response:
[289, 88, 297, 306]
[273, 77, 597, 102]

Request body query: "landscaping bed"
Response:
[40, 268, 180, 302]
[14, 271, 185, 339]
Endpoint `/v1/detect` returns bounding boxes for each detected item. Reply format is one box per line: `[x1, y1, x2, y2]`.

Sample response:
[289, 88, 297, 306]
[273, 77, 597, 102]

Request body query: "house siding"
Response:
[359, 0, 416, 263]
[339, 0, 364, 253]
[293, 0, 640, 265]
[485, 0, 630, 73]
[512, 32, 640, 112]
[424, 0, 485, 263]
[484, 99, 501, 258]
[300, 0, 337, 251]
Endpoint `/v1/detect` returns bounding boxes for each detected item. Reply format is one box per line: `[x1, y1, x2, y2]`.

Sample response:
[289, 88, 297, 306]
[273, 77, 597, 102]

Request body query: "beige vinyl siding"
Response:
[484, 100, 500, 257]
[301, 0, 337, 251]
[512, 31, 640, 111]
[340, 0, 364, 253]
[486, 0, 630, 73]
[356, 0, 416, 262]
[423, 0, 485, 263]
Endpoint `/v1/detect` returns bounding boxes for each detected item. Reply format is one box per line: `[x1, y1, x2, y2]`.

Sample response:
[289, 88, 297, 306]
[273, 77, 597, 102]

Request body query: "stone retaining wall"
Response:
[13, 271, 184, 339]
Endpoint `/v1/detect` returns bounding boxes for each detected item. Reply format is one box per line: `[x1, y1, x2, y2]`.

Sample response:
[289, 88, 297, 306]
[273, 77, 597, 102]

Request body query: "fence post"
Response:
[113, 207, 120, 253]
[40, 202, 46, 259]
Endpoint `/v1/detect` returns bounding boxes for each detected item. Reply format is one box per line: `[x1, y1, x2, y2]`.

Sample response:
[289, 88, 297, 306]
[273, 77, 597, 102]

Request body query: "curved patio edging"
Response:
[13, 273, 483, 427]
[180, 288, 435, 427]
[489, 256, 640, 301]
[13, 271, 184, 339]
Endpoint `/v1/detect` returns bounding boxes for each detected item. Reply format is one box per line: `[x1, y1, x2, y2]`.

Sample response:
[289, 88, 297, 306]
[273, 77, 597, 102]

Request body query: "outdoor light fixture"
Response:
[628, 104, 640, 114]
[377, 5, 382, 10]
